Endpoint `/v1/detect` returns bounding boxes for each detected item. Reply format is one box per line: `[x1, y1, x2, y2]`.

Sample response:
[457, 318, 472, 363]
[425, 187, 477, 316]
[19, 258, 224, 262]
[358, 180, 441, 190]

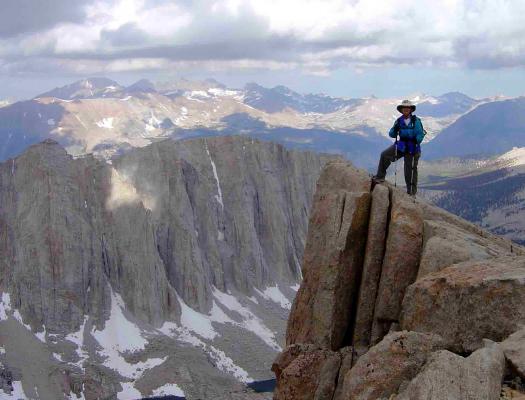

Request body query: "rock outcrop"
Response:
[285, 162, 371, 350]
[272, 344, 341, 400]
[340, 331, 446, 400]
[274, 160, 525, 400]
[371, 191, 423, 343]
[395, 340, 506, 400]
[401, 256, 525, 352]
[351, 185, 389, 356]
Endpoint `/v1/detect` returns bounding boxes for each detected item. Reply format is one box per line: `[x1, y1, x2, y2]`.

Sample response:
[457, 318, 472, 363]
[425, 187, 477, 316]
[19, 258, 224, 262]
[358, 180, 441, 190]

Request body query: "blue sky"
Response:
[1, 0, 525, 100]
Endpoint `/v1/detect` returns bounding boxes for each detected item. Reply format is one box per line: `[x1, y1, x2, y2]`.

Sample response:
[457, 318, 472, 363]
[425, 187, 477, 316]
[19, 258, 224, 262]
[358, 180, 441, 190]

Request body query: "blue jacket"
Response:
[389, 115, 425, 144]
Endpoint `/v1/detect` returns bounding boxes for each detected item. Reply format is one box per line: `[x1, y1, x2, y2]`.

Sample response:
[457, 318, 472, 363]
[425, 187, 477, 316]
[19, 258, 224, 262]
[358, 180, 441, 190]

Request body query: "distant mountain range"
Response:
[425, 97, 525, 160]
[419, 147, 525, 244]
[0, 77, 504, 168]
[415, 91, 480, 118]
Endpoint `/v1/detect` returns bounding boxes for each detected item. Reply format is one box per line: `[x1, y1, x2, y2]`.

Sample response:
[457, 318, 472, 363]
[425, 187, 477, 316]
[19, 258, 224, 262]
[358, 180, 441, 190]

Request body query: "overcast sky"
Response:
[1, 0, 525, 100]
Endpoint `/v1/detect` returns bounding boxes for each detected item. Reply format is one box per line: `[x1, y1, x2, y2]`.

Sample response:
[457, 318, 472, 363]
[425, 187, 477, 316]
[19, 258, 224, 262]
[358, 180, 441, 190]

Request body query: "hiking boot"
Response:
[372, 176, 385, 183]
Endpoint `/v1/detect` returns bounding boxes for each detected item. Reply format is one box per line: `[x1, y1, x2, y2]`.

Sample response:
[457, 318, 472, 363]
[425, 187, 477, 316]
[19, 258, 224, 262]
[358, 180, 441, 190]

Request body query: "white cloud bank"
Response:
[1, 0, 525, 76]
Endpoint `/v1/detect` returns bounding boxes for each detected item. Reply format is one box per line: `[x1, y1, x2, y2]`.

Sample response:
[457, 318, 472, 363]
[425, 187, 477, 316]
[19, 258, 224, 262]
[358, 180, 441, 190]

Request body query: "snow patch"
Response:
[35, 326, 46, 343]
[204, 139, 224, 210]
[144, 111, 161, 132]
[96, 117, 114, 129]
[178, 294, 219, 340]
[212, 288, 281, 351]
[207, 345, 252, 383]
[158, 322, 202, 347]
[117, 382, 142, 400]
[65, 316, 88, 367]
[6, 381, 28, 399]
[158, 321, 252, 382]
[64, 387, 86, 400]
[209, 88, 240, 97]
[255, 285, 292, 310]
[209, 300, 236, 325]
[91, 290, 166, 379]
[92, 290, 147, 353]
[12, 310, 31, 331]
[190, 90, 210, 98]
[0, 292, 12, 320]
[152, 383, 185, 397]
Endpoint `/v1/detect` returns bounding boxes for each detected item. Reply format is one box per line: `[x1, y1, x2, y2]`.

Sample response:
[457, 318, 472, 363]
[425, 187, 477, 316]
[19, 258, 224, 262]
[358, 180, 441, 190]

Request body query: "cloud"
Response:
[1, 0, 525, 78]
[0, 0, 91, 38]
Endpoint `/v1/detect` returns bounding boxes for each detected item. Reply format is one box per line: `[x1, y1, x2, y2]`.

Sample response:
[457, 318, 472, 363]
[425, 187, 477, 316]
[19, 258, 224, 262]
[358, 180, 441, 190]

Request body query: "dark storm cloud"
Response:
[0, 0, 91, 38]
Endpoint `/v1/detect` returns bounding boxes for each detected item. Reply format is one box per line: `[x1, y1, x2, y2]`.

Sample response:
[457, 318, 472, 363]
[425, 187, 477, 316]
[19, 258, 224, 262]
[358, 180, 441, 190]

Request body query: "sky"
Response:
[1, 0, 525, 100]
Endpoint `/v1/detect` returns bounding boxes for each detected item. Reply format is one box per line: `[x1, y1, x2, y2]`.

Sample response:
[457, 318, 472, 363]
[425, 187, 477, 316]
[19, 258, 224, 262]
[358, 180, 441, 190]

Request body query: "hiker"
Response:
[372, 99, 425, 195]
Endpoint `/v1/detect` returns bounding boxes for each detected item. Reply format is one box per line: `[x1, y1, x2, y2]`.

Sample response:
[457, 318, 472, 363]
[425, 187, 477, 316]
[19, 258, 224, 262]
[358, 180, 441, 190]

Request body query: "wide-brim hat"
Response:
[397, 99, 416, 113]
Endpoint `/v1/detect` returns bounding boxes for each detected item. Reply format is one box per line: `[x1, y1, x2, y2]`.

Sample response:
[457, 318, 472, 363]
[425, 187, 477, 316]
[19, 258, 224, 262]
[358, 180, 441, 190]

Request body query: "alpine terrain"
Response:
[273, 159, 525, 400]
[0, 77, 498, 169]
[0, 135, 334, 399]
[419, 146, 525, 245]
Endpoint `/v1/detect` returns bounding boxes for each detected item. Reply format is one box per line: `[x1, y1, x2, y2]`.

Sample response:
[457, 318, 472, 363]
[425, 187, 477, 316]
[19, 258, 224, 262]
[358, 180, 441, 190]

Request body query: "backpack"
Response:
[394, 115, 427, 140]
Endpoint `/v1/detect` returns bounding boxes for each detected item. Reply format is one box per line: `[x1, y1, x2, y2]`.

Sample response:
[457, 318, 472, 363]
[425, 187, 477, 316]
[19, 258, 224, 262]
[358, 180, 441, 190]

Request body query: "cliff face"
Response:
[0, 139, 178, 333]
[0, 136, 334, 399]
[113, 136, 322, 311]
[273, 160, 525, 400]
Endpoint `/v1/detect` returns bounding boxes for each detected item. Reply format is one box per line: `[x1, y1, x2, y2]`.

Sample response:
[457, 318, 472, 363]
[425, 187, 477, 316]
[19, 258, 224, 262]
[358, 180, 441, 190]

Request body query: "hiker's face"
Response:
[401, 107, 412, 117]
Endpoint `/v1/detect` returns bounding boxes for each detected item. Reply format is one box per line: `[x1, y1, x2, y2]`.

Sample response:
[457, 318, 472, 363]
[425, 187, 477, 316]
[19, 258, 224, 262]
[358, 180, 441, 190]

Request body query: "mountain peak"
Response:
[126, 78, 157, 93]
[244, 82, 264, 91]
[204, 78, 226, 88]
[36, 77, 122, 99]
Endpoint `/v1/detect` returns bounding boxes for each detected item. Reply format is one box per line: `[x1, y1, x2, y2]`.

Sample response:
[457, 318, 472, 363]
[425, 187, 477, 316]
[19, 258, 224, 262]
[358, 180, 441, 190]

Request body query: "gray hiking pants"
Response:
[376, 144, 420, 195]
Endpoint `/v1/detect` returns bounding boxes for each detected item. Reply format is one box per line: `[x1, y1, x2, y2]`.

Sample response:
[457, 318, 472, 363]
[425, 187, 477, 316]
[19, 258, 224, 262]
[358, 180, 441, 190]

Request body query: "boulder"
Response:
[286, 189, 371, 350]
[272, 344, 341, 400]
[352, 184, 390, 356]
[417, 220, 507, 279]
[501, 326, 525, 379]
[395, 340, 505, 400]
[401, 256, 525, 352]
[417, 236, 472, 279]
[339, 331, 446, 400]
[371, 192, 423, 344]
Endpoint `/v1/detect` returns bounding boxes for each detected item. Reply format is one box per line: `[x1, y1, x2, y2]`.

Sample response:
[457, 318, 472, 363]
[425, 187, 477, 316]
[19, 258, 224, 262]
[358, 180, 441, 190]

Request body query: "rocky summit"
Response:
[273, 160, 525, 400]
[0, 136, 335, 399]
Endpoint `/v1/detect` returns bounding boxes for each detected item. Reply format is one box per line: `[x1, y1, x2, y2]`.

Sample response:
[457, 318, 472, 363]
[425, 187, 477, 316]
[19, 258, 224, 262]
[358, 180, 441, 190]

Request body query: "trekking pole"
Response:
[394, 138, 398, 187]
[410, 152, 416, 200]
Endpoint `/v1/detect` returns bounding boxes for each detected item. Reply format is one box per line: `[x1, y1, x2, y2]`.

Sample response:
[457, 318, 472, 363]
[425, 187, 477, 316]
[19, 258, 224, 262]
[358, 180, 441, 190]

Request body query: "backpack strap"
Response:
[393, 117, 401, 135]
[411, 114, 428, 137]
